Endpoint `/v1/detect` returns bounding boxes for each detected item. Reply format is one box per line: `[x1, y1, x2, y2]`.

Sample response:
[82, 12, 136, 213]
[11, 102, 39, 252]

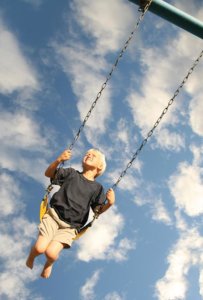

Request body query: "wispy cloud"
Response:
[0, 110, 47, 150]
[127, 32, 203, 151]
[133, 184, 173, 226]
[80, 269, 102, 300]
[80, 269, 125, 300]
[0, 16, 51, 298]
[0, 172, 43, 300]
[106, 168, 140, 192]
[0, 109, 51, 184]
[0, 173, 22, 216]
[52, 41, 112, 136]
[0, 18, 39, 95]
[0, 16, 49, 184]
[168, 144, 203, 217]
[52, 0, 138, 145]
[76, 206, 135, 262]
[104, 291, 125, 300]
[151, 198, 172, 225]
[189, 94, 203, 136]
[155, 142, 203, 299]
[155, 227, 203, 300]
[71, 0, 136, 55]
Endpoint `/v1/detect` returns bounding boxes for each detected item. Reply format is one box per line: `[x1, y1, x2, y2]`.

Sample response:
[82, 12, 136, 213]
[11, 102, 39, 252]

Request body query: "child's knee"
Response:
[34, 243, 47, 255]
[45, 248, 59, 262]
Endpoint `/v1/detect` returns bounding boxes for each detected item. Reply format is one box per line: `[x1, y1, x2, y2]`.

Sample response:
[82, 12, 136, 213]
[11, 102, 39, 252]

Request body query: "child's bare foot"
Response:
[41, 261, 53, 278]
[26, 253, 34, 269]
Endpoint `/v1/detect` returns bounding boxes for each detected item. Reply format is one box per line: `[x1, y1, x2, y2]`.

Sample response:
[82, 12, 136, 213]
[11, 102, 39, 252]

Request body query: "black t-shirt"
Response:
[50, 168, 106, 229]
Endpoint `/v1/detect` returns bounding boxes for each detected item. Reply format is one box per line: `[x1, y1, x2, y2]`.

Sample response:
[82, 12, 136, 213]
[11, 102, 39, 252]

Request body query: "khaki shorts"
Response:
[38, 207, 77, 248]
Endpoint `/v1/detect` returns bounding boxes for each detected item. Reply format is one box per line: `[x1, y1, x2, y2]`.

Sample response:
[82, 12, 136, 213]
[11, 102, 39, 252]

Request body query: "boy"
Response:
[26, 149, 115, 278]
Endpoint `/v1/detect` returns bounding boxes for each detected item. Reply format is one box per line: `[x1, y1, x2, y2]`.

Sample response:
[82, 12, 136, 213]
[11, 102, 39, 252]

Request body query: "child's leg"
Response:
[26, 209, 59, 270]
[26, 234, 50, 269]
[41, 240, 64, 278]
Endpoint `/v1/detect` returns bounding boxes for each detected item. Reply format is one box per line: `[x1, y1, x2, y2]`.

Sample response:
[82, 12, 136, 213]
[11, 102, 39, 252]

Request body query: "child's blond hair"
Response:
[88, 149, 106, 177]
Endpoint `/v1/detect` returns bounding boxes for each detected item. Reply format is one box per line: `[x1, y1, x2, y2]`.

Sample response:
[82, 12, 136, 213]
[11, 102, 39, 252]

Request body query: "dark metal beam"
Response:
[129, 0, 203, 39]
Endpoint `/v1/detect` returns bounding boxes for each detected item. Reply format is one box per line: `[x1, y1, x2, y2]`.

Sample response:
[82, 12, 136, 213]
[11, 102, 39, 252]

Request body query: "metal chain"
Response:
[68, 0, 153, 151]
[139, 0, 152, 12]
[45, 2, 153, 183]
[111, 49, 203, 190]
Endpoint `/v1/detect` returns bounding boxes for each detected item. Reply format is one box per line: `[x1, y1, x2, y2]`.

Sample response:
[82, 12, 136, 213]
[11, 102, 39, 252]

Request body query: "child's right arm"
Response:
[45, 150, 72, 178]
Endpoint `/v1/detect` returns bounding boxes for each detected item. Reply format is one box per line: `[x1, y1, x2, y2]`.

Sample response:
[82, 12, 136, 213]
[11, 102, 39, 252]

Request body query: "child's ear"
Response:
[98, 163, 103, 171]
[97, 164, 103, 174]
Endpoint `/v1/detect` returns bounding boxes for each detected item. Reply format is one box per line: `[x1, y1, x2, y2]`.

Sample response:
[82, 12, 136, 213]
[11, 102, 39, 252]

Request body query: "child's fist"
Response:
[106, 188, 115, 206]
[58, 150, 72, 162]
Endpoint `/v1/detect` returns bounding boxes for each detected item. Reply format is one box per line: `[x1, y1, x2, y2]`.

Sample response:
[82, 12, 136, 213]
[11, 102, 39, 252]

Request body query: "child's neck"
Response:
[82, 170, 96, 181]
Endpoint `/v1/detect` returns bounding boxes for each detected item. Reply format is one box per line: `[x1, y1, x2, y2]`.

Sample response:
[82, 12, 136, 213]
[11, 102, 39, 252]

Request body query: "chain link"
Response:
[68, 0, 153, 151]
[111, 49, 203, 190]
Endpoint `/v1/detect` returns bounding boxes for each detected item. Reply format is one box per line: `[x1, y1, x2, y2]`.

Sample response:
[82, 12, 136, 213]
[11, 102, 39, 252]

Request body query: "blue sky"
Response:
[0, 0, 203, 299]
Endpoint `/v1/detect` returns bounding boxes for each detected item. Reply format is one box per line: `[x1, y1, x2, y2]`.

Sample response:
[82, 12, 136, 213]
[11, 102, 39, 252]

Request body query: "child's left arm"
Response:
[98, 188, 115, 214]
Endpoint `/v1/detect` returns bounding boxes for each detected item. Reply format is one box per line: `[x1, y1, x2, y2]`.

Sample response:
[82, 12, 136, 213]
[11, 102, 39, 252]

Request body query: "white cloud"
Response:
[174, 210, 188, 232]
[0, 172, 43, 300]
[175, 35, 203, 139]
[199, 269, 203, 298]
[53, 41, 112, 139]
[0, 243, 42, 300]
[71, 0, 136, 55]
[109, 118, 141, 159]
[0, 18, 39, 94]
[168, 160, 203, 217]
[0, 18, 46, 184]
[0, 109, 51, 184]
[133, 182, 156, 207]
[80, 270, 126, 300]
[0, 173, 22, 216]
[104, 291, 124, 300]
[190, 144, 203, 166]
[80, 269, 101, 300]
[127, 30, 203, 149]
[106, 237, 135, 262]
[189, 94, 203, 136]
[156, 144, 203, 298]
[155, 228, 203, 300]
[52, 0, 138, 144]
[0, 18, 52, 186]
[132, 183, 173, 227]
[106, 152, 142, 191]
[153, 128, 185, 152]
[175, 36, 203, 97]
[76, 206, 135, 262]
[127, 49, 180, 135]
[0, 110, 47, 150]
[117, 128, 129, 145]
[115, 118, 131, 148]
[152, 198, 172, 225]
[107, 169, 140, 192]
[133, 195, 150, 206]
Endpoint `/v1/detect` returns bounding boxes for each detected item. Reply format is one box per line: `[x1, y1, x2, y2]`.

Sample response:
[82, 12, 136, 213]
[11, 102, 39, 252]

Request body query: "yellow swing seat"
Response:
[39, 194, 48, 221]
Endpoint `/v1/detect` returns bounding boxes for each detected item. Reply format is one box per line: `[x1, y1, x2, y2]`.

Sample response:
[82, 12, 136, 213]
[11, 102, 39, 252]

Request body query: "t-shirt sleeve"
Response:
[50, 167, 73, 186]
[91, 185, 106, 211]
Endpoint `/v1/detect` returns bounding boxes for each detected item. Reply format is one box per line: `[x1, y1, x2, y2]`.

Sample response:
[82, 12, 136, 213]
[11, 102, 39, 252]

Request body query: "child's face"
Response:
[82, 150, 102, 172]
